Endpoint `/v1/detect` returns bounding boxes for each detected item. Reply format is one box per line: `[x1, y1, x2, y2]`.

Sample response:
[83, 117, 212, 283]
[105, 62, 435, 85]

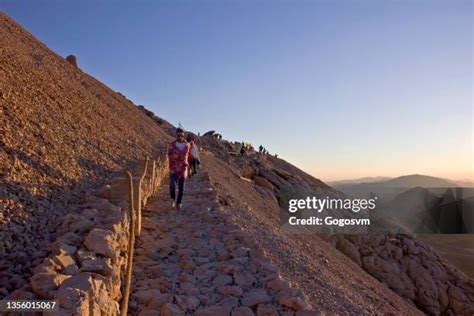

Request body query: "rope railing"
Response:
[120, 155, 168, 316]
[120, 169, 135, 316]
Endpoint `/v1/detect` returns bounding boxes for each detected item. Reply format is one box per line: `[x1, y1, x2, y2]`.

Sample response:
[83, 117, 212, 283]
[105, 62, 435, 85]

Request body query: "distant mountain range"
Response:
[330, 174, 474, 189]
[327, 176, 392, 185]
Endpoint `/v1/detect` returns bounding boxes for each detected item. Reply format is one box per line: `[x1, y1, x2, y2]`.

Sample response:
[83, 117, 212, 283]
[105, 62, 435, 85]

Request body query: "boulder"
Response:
[51, 242, 77, 256]
[234, 270, 255, 288]
[80, 257, 113, 276]
[33, 258, 60, 274]
[31, 272, 70, 299]
[242, 289, 271, 307]
[57, 273, 117, 315]
[76, 249, 96, 262]
[57, 214, 94, 236]
[58, 273, 103, 294]
[65, 55, 78, 68]
[84, 229, 118, 259]
[52, 254, 77, 271]
[56, 287, 88, 310]
[56, 233, 82, 246]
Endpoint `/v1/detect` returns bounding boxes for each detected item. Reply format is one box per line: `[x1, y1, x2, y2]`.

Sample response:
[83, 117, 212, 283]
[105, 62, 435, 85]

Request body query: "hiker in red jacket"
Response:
[168, 128, 190, 210]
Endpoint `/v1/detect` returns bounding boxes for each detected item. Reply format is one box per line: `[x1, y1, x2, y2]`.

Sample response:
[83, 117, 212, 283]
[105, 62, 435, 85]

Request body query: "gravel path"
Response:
[129, 172, 317, 315]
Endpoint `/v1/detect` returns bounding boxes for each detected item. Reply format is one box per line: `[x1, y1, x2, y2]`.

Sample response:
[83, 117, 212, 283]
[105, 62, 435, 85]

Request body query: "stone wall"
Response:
[6, 156, 168, 315]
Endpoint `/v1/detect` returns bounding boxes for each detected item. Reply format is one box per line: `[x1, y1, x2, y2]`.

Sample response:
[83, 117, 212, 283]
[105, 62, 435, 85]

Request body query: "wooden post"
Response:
[156, 157, 162, 186]
[151, 160, 157, 193]
[120, 169, 134, 316]
[136, 157, 148, 237]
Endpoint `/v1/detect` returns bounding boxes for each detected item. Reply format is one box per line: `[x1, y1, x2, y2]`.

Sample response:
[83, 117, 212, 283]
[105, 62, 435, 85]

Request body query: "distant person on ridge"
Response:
[259, 145, 263, 154]
[240, 144, 245, 156]
[188, 136, 200, 178]
[168, 128, 190, 210]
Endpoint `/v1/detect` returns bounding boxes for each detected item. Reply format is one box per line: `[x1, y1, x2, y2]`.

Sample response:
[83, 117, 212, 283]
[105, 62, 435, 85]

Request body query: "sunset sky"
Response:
[3, 0, 472, 181]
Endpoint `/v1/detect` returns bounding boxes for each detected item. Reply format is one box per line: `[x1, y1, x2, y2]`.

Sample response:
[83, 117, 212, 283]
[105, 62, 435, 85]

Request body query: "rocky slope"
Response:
[0, 12, 172, 298]
[1, 11, 473, 315]
[197, 136, 474, 315]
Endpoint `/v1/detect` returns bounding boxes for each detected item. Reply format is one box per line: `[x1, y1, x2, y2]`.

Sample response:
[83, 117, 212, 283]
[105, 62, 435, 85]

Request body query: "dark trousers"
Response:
[189, 158, 198, 177]
[170, 173, 185, 204]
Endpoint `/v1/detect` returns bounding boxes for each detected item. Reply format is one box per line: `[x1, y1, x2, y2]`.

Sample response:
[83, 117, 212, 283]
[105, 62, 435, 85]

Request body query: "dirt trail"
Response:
[129, 171, 316, 315]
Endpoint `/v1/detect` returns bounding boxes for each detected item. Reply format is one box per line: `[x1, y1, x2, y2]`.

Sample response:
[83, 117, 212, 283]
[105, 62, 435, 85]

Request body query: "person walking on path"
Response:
[188, 136, 200, 178]
[168, 128, 190, 210]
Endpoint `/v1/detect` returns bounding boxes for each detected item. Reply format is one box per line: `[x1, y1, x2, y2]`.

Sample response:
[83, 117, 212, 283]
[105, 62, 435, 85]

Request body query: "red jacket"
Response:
[167, 140, 191, 177]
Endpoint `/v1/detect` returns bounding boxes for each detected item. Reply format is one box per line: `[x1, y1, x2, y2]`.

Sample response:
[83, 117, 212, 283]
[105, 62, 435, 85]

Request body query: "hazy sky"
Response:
[2, 0, 472, 181]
